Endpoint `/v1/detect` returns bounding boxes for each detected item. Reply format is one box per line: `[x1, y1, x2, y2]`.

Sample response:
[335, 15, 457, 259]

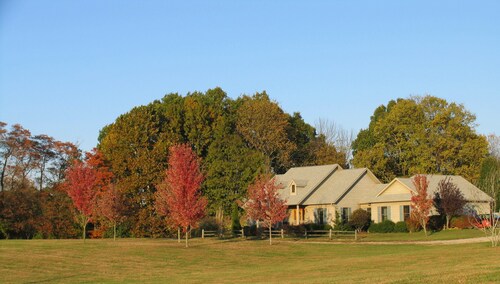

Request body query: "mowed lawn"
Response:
[1, 237, 499, 283]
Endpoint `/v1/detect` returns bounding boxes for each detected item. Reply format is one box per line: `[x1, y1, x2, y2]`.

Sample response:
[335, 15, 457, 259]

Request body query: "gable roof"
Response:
[363, 174, 493, 204]
[375, 178, 414, 197]
[302, 168, 380, 205]
[276, 165, 382, 206]
[276, 164, 339, 206]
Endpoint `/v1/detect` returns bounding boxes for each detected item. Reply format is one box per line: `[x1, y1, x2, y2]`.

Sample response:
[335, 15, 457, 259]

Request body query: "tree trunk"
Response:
[422, 220, 427, 236]
[113, 222, 116, 241]
[446, 215, 450, 230]
[177, 228, 181, 243]
[269, 225, 272, 245]
[0, 157, 9, 191]
[185, 229, 188, 248]
[83, 219, 87, 242]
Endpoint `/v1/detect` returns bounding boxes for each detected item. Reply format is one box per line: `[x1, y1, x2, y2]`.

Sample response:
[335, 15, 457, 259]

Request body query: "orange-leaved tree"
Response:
[410, 175, 433, 236]
[97, 184, 126, 241]
[64, 160, 98, 242]
[245, 174, 288, 245]
[155, 144, 207, 247]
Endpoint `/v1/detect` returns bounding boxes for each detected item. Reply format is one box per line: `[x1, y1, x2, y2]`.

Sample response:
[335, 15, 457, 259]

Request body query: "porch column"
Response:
[296, 205, 300, 225]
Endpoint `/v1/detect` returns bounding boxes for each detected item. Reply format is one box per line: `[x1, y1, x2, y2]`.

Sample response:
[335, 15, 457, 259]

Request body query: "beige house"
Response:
[276, 165, 493, 226]
[276, 164, 382, 226]
[359, 175, 493, 223]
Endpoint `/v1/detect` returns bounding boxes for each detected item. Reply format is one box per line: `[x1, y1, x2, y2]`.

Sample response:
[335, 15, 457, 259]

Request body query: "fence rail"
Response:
[201, 229, 245, 239]
[305, 229, 357, 240]
[262, 229, 285, 239]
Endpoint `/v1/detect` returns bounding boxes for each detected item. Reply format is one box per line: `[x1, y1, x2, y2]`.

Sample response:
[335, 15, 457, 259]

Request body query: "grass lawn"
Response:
[1, 237, 499, 283]
[357, 228, 485, 242]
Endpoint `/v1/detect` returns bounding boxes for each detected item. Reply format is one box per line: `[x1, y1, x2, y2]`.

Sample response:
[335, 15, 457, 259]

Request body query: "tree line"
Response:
[1, 89, 498, 239]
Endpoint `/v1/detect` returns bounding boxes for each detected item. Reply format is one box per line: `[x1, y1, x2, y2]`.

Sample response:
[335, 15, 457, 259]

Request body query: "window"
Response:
[403, 205, 410, 221]
[291, 184, 296, 194]
[381, 206, 388, 221]
[366, 207, 371, 216]
[315, 208, 327, 225]
[341, 207, 351, 222]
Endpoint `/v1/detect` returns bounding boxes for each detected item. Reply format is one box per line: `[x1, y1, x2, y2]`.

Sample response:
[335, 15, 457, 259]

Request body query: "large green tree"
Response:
[235, 92, 296, 172]
[352, 96, 488, 182]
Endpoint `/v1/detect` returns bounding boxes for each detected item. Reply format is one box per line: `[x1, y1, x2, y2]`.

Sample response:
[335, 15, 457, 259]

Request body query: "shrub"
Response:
[334, 223, 354, 231]
[428, 215, 445, 231]
[406, 217, 421, 232]
[369, 220, 395, 233]
[450, 215, 474, 229]
[394, 221, 408, 232]
[231, 204, 242, 231]
[348, 209, 371, 232]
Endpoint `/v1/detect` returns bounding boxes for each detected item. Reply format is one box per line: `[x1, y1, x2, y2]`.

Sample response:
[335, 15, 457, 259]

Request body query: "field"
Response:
[1, 234, 499, 283]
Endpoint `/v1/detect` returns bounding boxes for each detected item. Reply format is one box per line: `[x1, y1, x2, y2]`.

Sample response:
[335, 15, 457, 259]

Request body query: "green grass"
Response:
[1, 237, 499, 283]
[357, 228, 485, 242]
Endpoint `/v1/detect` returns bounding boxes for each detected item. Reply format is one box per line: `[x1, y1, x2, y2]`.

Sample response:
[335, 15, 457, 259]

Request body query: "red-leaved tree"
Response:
[97, 184, 126, 240]
[64, 160, 98, 241]
[245, 174, 288, 245]
[155, 144, 207, 247]
[410, 175, 434, 236]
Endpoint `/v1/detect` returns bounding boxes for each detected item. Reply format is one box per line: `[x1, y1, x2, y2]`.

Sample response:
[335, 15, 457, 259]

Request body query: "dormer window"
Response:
[290, 181, 297, 195]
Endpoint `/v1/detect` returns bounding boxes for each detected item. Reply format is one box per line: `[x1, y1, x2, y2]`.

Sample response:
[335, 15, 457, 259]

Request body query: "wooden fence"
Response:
[200, 228, 356, 240]
[304, 229, 357, 240]
[262, 229, 285, 239]
[201, 229, 245, 239]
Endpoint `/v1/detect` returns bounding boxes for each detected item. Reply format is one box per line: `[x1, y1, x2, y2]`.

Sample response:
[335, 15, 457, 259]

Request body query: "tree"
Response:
[352, 96, 488, 183]
[0, 187, 42, 239]
[203, 134, 266, 216]
[479, 157, 500, 211]
[486, 134, 500, 159]
[315, 118, 355, 167]
[348, 209, 371, 232]
[155, 144, 207, 247]
[245, 174, 288, 245]
[32, 134, 56, 190]
[475, 157, 500, 247]
[236, 92, 296, 172]
[38, 186, 79, 239]
[410, 175, 433, 236]
[64, 160, 98, 241]
[434, 177, 467, 229]
[97, 184, 126, 240]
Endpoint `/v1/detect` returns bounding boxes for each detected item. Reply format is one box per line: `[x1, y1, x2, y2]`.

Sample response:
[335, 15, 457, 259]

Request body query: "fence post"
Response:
[202, 229, 205, 239]
[354, 230, 357, 241]
[329, 229, 332, 240]
[281, 229, 284, 239]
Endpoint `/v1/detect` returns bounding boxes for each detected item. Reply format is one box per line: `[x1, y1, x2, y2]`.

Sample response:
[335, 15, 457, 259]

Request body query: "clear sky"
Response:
[1, 1, 499, 152]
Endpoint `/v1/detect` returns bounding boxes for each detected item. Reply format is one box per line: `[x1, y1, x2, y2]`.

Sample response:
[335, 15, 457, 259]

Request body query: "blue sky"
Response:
[1, 1, 499, 151]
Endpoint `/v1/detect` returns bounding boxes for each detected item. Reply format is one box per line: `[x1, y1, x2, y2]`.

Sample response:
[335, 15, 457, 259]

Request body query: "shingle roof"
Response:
[361, 193, 411, 204]
[302, 168, 371, 205]
[276, 164, 339, 206]
[363, 174, 493, 203]
[409, 175, 492, 201]
[276, 165, 383, 206]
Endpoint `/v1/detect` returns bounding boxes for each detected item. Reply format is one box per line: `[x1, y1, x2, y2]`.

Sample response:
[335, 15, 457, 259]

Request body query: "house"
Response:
[276, 164, 383, 225]
[359, 175, 493, 224]
[275, 164, 493, 226]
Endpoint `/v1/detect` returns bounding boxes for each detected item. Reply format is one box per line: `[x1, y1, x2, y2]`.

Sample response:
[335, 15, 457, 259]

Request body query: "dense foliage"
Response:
[352, 96, 488, 183]
[97, 88, 343, 236]
[155, 144, 207, 247]
[433, 177, 467, 229]
[0, 91, 494, 239]
[410, 175, 434, 236]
